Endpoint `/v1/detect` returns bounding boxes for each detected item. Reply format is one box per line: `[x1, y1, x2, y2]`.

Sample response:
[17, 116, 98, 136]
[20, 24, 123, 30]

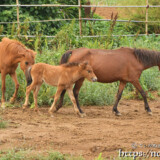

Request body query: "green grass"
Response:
[0, 149, 84, 160]
[0, 117, 8, 129]
[1, 150, 158, 160]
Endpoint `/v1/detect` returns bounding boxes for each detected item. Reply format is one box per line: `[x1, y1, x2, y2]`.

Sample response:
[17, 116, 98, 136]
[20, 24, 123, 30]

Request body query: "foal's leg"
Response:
[33, 84, 41, 112]
[73, 78, 85, 114]
[56, 78, 85, 113]
[132, 80, 152, 115]
[48, 86, 63, 116]
[67, 86, 85, 118]
[1, 72, 6, 108]
[9, 72, 19, 104]
[113, 81, 126, 116]
[55, 89, 66, 111]
[22, 83, 36, 110]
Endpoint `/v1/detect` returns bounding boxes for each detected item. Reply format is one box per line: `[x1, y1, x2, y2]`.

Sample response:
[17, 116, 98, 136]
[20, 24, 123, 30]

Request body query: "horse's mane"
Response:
[62, 62, 79, 68]
[133, 48, 160, 67]
[2, 37, 36, 56]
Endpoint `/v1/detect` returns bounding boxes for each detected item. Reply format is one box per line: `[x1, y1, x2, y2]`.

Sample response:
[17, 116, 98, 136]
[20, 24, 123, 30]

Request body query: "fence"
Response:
[0, 0, 160, 38]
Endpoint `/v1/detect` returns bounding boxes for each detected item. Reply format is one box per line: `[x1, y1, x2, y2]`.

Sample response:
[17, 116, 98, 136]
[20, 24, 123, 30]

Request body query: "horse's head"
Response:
[20, 49, 36, 73]
[79, 62, 97, 82]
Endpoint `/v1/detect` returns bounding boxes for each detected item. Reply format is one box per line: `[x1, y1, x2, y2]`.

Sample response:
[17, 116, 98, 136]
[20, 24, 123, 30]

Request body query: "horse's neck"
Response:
[69, 69, 82, 83]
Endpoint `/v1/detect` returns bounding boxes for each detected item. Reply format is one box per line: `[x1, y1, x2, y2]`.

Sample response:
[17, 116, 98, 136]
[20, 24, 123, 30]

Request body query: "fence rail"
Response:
[0, 1, 160, 37]
[1, 4, 160, 8]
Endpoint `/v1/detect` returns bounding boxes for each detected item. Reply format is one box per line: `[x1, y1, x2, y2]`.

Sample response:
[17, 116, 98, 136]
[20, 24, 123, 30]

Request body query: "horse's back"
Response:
[69, 47, 143, 83]
[31, 63, 62, 86]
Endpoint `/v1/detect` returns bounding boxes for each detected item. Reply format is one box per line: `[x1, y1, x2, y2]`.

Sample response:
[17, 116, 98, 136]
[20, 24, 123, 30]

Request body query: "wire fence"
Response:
[0, 0, 160, 38]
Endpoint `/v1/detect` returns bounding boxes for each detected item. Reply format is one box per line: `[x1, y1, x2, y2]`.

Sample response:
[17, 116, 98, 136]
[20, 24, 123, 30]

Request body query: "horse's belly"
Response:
[43, 77, 58, 86]
[94, 68, 125, 83]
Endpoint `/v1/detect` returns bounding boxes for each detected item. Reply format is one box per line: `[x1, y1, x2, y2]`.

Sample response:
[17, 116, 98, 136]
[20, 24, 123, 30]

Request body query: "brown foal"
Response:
[23, 62, 97, 117]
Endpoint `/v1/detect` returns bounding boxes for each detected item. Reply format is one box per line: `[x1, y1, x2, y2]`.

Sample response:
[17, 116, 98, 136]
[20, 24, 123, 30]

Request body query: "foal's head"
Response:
[20, 49, 36, 72]
[79, 62, 97, 82]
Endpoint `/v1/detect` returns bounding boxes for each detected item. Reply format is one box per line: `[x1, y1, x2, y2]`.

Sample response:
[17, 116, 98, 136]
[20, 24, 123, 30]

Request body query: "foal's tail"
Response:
[60, 50, 72, 64]
[25, 66, 32, 86]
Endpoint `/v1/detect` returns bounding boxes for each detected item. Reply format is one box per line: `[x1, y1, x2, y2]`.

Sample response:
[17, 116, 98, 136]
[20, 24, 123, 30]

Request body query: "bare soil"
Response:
[94, 7, 118, 19]
[0, 99, 160, 159]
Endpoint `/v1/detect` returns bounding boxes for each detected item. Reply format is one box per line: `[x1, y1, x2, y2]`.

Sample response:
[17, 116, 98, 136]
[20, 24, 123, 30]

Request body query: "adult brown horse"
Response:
[0, 37, 36, 108]
[56, 47, 159, 116]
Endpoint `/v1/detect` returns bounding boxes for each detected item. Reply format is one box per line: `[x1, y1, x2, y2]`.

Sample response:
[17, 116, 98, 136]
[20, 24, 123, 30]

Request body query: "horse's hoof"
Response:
[53, 108, 58, 113]
[78, 112, 86, 118]
[147, 111, 152, 116]
[22, 105, 27, 110]
[113, 110, 121, 116]
[9, 97, 15, 104]
[115, 112, 122, 116]
[48, 110, 54, 117]
[1, 103, 6, 109]
[49, 107, 57, 113]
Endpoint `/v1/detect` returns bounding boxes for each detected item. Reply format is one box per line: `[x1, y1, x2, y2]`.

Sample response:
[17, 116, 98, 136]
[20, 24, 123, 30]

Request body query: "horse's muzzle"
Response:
[92, 77, 97, 82]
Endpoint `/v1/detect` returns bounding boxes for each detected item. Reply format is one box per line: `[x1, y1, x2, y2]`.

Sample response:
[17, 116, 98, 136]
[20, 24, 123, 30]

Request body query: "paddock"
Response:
[0, 98, 160, 159]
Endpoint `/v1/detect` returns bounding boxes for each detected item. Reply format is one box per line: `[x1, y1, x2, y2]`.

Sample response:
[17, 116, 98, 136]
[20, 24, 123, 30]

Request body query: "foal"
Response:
[23, 62, 97, 117]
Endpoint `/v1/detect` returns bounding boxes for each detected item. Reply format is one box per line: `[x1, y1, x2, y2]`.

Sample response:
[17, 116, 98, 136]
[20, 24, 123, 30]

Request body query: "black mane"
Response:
[134, 48, 160, 67]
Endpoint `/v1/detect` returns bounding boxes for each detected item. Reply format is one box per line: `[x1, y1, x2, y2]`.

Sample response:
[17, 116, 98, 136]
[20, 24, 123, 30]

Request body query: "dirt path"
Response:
[0, 99, 160, 159]
[94, 7, 117, 19]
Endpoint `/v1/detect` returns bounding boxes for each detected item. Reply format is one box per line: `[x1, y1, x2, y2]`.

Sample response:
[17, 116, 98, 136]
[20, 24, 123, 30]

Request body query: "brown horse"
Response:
[23, 62, 97, 117]
[0, 37, 36, 108]
[57, 47, 160, 116]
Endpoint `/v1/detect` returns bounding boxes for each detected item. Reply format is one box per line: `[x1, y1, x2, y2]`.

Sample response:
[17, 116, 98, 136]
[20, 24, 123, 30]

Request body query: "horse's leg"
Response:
[56, 78, 84, 112]
[67, 86, 85, 118]
[132, 80, 152, 115]
[9, 72, 19, 104]
[33, 85, 41, 112]
[22, 83, 35, 110]
[113, 81, 126, 116]
[48, 86, 63, 116]
[55, 89, 66, 111]
[73, 78, 85, 114]
[1, 72, 6, 108]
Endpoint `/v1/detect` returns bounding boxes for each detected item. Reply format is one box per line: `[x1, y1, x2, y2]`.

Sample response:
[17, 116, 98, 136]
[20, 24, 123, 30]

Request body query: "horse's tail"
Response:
[25, 66, 32, 86]
[60, 50, 72, 64]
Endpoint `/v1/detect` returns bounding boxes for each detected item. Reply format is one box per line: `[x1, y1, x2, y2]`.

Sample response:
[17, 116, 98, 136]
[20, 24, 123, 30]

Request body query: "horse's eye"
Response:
[88, 70, 91, 73]
[25, 62, 29, 65]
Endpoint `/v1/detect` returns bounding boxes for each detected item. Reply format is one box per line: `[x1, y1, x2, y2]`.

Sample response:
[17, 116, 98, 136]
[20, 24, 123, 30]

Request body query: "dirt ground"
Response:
[94, 7, 118, 19]
[0, 99, 160, 159]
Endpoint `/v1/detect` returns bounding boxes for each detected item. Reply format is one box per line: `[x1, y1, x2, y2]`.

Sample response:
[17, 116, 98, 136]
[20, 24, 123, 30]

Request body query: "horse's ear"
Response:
[17, 51, 25, 57]
[79, 62, 86, 69]
[84, 61, 88, 65]
[79, 61, 88, 69]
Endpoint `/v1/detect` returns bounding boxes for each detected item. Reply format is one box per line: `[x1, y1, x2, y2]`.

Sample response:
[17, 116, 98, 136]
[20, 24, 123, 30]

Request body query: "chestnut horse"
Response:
[0, 37, 36, 108]
[57, 47, 160, 116]
[23, 62, 97, 117]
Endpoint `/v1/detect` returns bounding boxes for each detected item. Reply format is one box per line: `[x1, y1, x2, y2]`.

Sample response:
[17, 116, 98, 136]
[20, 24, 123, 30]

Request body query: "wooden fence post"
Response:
[78, 0, 82, 36]
[145, 0, 149, 35]
[16, 0, 20, 32]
